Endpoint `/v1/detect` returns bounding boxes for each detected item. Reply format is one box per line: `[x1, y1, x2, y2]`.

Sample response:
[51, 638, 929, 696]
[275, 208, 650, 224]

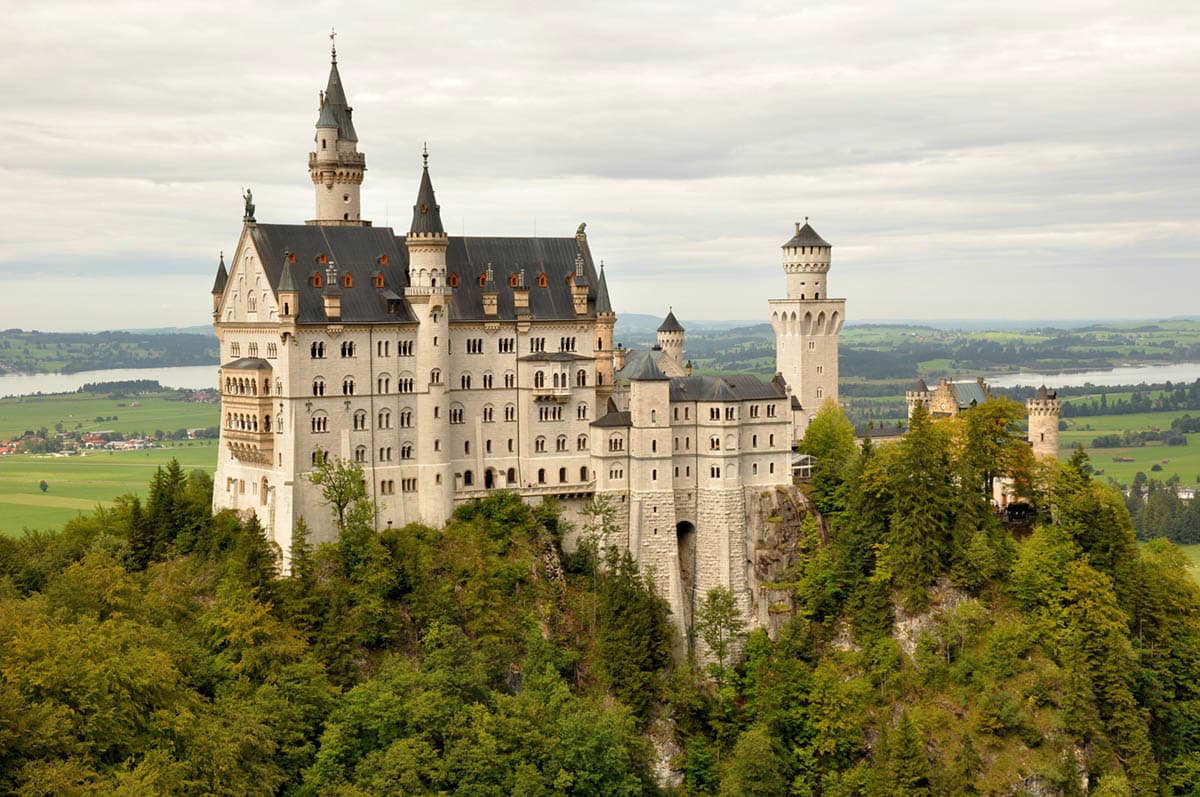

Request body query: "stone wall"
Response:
[744, 485, 812, 637]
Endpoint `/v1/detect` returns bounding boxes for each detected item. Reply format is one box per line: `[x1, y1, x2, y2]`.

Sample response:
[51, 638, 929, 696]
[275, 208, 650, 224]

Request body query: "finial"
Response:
[219, 250, 224, 263]
[329, 28, 337, 62]
[422, 141, 429, 168]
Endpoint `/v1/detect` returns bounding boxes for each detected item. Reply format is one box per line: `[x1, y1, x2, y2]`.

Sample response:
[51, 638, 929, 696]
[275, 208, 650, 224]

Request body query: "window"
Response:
[537, 273, 548, 288]
[769, 434, 775, 447]
[577, 434, 588, 450]
[399, 376, 414, 393]
[266, 342, 277, 358]
[482, 405, 494, 422]
[377, 375, 390, 393]
[504, 404, 516, 422]
[401, 443, 413, 459]
[378, 446, 392, 462]
[231, 342, 241, 357]
[651, 469, 657, 482]
[341, 341, 355, 357]
[808, 341, 815, 351]
[538, 468, 546, 484]
[342, 273, 353, 288]
[609, 434, 624, 452]
[752, 463, 758, 475]
[430, 369, 442, 384]
[448, 272, 460, 288]
[482, 372, 494, 389]
[556, 435, 567, 452]
[685, 407, 690, 420]
[609, 466, 624, 479]
[711, 466, 721, 479]
[460, 373, 472, 390]
[710, 436, 720, 450]
[534, 371, 545, 388]
[710, 407, 720, 421]
[311, 273, 322, 288]
[312, 378, 326, 396]
[816, 365, 824, 375]
[247, 342, 258, 357]
[342, 377, 355, 395]
[402, 478, 417, 493]
[466, 338, 483, 354]
[398, 340, 414, 356]
[651, 440, 657, 453]
[375, 273, 385, 289]
[378, 409, 392, 429]
[464, 441, 470, 455]
[725, 406, 735, 420]
[750, 404, 759, 419]
[767, 403, 777, 418]
[312, 449, 327, 466]
[380, 479, 394, 495]
[535, 436, 546, 453]
[530, 337, 545, 353]
[504, 372, 515, 388]
[498, 337, 515, 353]
[577, 403, 588, 420]
[377, 340, 390, 356]
[559, 336, 576, 352]
[353, 410, 367, 430]
[399, 408, 413, 427]
[485, 439, 492, 454]
[450, 407, 464, 424]
[816, 387, 824, 399]
[580, 466, 589, 481]
[752, 434, 758, 447]
[311, 415, 328, 433]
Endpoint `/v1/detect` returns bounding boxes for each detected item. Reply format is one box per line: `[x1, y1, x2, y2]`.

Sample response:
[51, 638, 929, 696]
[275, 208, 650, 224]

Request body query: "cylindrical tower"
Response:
[1027, 386, 1061, 460]
[308, 43, 368, 226]
[656, 309, 685, 367]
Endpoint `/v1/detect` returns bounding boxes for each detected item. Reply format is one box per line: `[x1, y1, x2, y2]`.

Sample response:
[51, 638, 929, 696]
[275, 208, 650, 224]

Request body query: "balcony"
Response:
[532, 387, 571, 402]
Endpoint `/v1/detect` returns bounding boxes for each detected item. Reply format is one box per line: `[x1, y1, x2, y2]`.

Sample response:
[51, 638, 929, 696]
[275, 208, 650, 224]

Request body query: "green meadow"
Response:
[1062, 410, 1200, 486]
[0, 443, 218, 535]
[0, 393, 219, 440]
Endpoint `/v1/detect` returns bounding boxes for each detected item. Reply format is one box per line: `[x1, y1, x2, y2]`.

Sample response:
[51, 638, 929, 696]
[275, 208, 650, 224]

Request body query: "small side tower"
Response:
[768, 219, 845, 442]
[905, 378, 932, 419]
[656, 309, 685, 367]
[404, 147, 454, 524]
[308, 37, 368, 226]
[1027, 386, 1061, 460]
[594, 262, 616, 402]
[210, 252, 228, 318]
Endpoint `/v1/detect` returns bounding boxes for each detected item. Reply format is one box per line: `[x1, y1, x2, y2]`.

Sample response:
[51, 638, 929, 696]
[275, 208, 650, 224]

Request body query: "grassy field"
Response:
[1062, 411, 1200, 486]
[0, 443, 218, 535]
[0, 394, 218, 439]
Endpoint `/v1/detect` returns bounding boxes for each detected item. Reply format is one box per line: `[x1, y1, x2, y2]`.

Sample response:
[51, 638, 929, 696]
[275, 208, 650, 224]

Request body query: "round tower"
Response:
[1027, 386, 1061, 460]
[308, 38, 368, 226]
[905, 378, 932, 420]
[656, 309, 685, 367]
[782, 218, 831, 300]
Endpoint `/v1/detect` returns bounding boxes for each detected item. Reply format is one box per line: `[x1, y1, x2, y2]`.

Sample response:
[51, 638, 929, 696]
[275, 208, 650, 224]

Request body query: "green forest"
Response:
[0, 330, 217, 374]
[1, 400, 1198, 795]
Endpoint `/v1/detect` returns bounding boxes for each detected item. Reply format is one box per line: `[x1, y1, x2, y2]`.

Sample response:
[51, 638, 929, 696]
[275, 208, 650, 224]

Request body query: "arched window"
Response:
[482, 405, 494, 422]
[354, 445, 367, 463]
[576, 369, 586, 386]
[374, 273, 385, 288]
[378, 409, 392, 429]
[537, 468, 546, 484]
[463, 469, 473, 486]
[312, 378, 325, 396]
[556, 435, 567, 452]
[401, 443, 413, 459]
[342, 377, 355, 395]
[535, 436, 546, 453]
[577, 434, 588, 450]
[580, 466, 589, 481]
[504, 371, 515, 388]
[342, 273, 353, 288]
[537, 272, 548, 287]
[534, 371, 545, 388]
[507, 467, 516, 484]
[577, 403, 588, 420]
[558, 467, 567, 483]
[353, 410, 367, 430]
[504, 404, 516, 422]
[311, 272, 322, 288]
[430, 369, 441, 384]
[461, 373, 472, 390]
[399, 408, 413, 427]
[448, 272, 460, 288]
[377, 375, 390, 393]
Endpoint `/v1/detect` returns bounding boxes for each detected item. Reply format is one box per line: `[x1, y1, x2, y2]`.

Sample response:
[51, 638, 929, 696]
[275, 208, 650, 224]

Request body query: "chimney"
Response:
[512, 268, 530, 315]
[481, 264, 498, 317]
[323, 262, 342, 320]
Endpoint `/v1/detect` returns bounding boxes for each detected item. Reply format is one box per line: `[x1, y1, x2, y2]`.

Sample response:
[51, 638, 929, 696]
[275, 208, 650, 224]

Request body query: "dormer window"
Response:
[537, 272, 548, 288]
[448, 272, 460, 288]
[374, 273, 385, 288]
[311, 273, 323, 288]
[509, 273, 520, 287]
[378, 254, 389, 266]
[342, 273, 353, 288]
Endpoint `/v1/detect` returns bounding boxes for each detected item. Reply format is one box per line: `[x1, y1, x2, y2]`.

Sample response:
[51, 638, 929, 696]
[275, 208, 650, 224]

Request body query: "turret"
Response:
[781, 219, 831, 299]
[211, 252, 228, 315]
[308, 37, 368, 226]
[656, 309, 685, 367]
[1027, 386, 1061, 460]
[905, 378, 932, 419]
[405, 145, 448, 289]
[595, 261, 616, 396]
[278, 252, 299, 320]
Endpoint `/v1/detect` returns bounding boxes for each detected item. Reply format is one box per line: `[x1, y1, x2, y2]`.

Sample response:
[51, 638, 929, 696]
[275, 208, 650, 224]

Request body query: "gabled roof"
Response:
[657, 309, 684, 333]
[782, 221, 830, 249]
[668, 373, 788, 402]
[910, 377, 929, 393]
[949, 380, 989, 409]
[316, 58, 357, 142]
[246, 223, 605, 324]
[625, 354, 670, 381]
[410, 161, 444, 235]
[211, 253, 228, 294]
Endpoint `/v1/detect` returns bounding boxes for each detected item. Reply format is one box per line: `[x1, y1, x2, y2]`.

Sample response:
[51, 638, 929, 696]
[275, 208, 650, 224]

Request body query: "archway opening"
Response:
[676, 520, 698, 635]
[484, 469, 495, 489]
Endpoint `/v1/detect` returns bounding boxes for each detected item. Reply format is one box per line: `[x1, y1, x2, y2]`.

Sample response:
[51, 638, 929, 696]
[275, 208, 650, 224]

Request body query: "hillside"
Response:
[0, 400, 1197, 794]
[0, 330, 217, 374]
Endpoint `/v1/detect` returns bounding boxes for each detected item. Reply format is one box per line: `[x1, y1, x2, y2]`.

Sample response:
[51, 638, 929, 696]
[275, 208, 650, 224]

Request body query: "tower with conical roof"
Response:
[404, 146, 454, 523]
[308, 35, 368, 226]
[594, 261, 616, 400]
[656, 309, 685, 367]
[768, 219, 846, 441]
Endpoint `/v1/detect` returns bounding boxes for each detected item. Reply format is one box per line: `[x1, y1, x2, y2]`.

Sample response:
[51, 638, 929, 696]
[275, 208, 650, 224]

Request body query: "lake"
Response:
[988, 363, 1200, 389]
[0, 365, 219, 398]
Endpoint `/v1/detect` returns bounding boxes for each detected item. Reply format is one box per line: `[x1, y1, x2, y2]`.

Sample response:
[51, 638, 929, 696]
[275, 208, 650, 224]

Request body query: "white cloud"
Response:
[0, 0, 1196, 328]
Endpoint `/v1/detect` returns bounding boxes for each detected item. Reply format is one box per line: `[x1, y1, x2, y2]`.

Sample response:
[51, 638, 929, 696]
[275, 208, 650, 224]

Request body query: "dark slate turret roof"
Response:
[626, 354, 670, 381]
[246, 224, 605, 325]
[316, 58, 358, 141]
[211, 254, 228, 294]
[657, 309, 684, 333]
[1035, 385, 1058, 399]
[782, 221, 830, 249]
[410, 165, 445, 235]
[910, 378, 929, 392]
[277, 255, 299, 292]
[595, 263, 613, 314]
[591, 409, 632, 428]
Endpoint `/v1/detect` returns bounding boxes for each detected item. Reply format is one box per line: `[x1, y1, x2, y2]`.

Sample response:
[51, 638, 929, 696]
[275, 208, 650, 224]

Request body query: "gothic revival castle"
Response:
[211, 47, 843, 629]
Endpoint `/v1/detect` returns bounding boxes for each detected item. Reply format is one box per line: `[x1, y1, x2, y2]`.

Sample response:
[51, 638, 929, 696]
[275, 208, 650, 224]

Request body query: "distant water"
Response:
[988, 363, 1200, 389]
[0, 365, 218, 398]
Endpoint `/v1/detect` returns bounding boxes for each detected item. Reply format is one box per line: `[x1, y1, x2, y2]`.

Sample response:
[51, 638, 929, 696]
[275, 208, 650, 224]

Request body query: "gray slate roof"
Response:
[1036, 385, 1058, 399]
[316, 59, 358, 142]
[625, 354, 670, 381]
[410, 166, 444, 235]
[595, 264, 613, 314]
[248, 223, 604, 325]
[212, 254, 228, 294]
[782, 221, 830, 249]
[591, 409, 632, 428]
[910, 378, 929, 392]
[518, 352, 593, 362]
[657, 310, 684, 332]
[668, 373, 787, 402]
[949, 380, 989, 409]
[222, 357, 272, 370]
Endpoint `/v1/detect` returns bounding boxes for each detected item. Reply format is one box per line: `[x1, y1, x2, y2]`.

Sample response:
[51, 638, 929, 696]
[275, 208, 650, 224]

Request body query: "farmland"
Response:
[0, 443, 218, 534]
[1062, 410, 1200, 487]
[0, 392, 219, 440]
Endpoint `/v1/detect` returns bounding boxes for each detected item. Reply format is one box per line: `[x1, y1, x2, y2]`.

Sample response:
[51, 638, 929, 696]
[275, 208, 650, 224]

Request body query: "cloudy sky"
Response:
[2, 0, 1197, 330]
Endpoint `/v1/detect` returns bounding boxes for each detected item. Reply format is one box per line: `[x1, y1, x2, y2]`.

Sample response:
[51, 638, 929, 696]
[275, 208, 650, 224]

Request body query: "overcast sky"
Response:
[2, 1, 1197, 331]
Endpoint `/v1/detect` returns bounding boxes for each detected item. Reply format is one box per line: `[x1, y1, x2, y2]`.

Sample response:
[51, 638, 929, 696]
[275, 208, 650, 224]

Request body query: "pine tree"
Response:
[124, 497, 155, 571]
[885, 712, 932, 796]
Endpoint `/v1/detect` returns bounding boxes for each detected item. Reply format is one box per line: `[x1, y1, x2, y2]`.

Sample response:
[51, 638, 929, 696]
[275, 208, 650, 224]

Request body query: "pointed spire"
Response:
[278, 252, 298, 293]
[783, 218, 830, 249]
[409, 147, 445, 235]
[657, 308, 684, 333]
[595, 261, 613, 314]
[211, 252, 228, 294]
[316, 33, 357, 141]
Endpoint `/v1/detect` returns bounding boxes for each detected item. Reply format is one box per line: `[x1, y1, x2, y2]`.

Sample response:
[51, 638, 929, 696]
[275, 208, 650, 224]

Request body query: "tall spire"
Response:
[595, 261, 613, 314]
[316, 33, 357, 141]
[409, 147, 445, 235]
[211, 251, 228, 294]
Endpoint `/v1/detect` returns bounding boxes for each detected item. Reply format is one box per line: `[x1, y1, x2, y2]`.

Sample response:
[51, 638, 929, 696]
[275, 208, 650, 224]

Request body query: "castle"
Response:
[210, 46, 843, 630]
[906, 377, 1061, 460]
